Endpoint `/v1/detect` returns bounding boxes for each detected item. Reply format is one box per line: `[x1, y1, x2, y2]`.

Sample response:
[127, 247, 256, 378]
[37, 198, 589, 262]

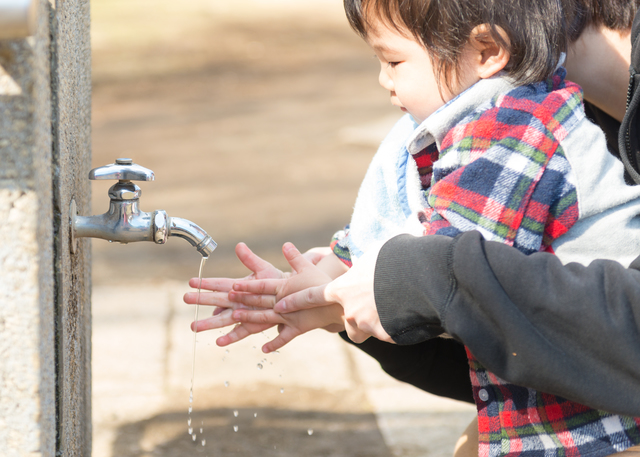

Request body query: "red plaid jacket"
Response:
[415, 70, 640, 457]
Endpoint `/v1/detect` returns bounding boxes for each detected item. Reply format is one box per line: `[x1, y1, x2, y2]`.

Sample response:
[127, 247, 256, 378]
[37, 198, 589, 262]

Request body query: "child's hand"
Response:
[230, 303, 345, 353]
[184, 242, 286, 343]
[228, 242, 334, 308]
[183, 242, 333, 347]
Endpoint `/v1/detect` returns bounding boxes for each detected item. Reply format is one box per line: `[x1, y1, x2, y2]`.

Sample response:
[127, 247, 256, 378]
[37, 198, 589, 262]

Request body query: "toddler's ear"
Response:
[468, 24, 511, 79]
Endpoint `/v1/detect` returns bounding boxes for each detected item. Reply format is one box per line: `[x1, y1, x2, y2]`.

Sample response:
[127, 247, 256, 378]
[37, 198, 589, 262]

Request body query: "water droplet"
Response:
[253, 346, 256, 349]
[224, 381, 229, 387]
[188, 406, 192, 414]
[308, 429, 314, 436]
[254, 412, 258, 418]
[189, 427, 193, 434]
[201, 439, 206, 446]
[192, 434, 197, 441]
[257, 363, 263, 370]
[225, 350, 230, 354]
[189, 391, 193, 402]
[280, 388, 284, 394]
[233, 425, 239, 432]
[200, 428, 203, 433]
[233, 410, 239, 417]
[188, 418, 191, 426]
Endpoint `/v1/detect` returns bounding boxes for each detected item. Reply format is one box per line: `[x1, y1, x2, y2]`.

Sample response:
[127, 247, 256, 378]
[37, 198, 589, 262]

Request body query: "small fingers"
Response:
[282, 242, 315, 274]
[228, 291, 277, 308]
[184, 291, 235, 307]
[261, 326, 300, 353]
[231, 309, 285, 325]
[232, 279, 282, 295]
[215, 322, 272, 346]
[188, 277, 236, 292]
[216, 324, 254, 347]
[236, 243, 281, 278]
[191, 308, 236, 332]
[274, 284, 328, 313]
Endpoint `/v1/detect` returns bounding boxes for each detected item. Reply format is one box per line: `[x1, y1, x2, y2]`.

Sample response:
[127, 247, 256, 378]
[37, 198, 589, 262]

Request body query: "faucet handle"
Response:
[89, 158, 155, 182]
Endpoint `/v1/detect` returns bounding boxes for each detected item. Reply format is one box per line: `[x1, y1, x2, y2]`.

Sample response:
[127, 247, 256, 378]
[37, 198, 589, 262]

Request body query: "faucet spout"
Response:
[70, 199, 216, 257]
[70, 159, 217, 258]
[168, 217, 217, 258]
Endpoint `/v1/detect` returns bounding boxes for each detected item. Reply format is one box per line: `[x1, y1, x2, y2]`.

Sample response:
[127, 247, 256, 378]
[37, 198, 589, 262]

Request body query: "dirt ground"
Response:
[89, 2, 473, 456]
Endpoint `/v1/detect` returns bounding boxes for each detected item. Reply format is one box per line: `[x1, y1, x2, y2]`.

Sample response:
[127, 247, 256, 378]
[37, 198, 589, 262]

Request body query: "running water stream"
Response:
[188, 256, 207, 446]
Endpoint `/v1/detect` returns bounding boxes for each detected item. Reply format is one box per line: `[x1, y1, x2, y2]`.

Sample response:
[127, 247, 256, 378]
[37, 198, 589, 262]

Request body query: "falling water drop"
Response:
[308, 429, 314, 436]
[188, 406, 192, 414]
[192, 434, 197, 442]
[189, 427, 193, 434]
[233, 425, 239, 432]
[188, 418, 191, 426]
[224, 381, 230, 387]
[254, 413, 258, 418]
[257, 363, 263, 370]
[233, 410, 239, 417]
[280, 388, 285, 394]
[200, 428, 203, 434]
[202, 439, 206, 446]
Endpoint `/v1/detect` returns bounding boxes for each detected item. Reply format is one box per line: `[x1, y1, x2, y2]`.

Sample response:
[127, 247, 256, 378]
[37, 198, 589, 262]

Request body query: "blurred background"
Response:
[91, 0, 399, 282]
[90, 1, 475, 456]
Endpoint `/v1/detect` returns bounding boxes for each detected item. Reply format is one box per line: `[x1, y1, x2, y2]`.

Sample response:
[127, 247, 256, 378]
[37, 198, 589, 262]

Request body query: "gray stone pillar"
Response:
[0, 0, 91, 455]
[51, 0, 92, 455]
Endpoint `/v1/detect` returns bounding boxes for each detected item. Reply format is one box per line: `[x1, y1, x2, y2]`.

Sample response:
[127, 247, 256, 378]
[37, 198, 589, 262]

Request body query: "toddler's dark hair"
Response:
[344, 0, 567, 91]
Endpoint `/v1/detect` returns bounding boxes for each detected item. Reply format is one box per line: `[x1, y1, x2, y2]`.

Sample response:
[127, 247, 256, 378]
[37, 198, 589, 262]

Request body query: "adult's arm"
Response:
[339, 332, 474, 404]
[375, 231, 640, 417]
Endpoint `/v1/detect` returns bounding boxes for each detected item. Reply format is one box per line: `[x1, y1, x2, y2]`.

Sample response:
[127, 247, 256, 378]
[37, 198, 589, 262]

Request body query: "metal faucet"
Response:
[69, 158, 217, 257]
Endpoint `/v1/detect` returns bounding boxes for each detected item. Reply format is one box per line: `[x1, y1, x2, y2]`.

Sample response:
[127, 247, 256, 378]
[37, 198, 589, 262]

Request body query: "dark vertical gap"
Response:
[48, 1, 63, 455]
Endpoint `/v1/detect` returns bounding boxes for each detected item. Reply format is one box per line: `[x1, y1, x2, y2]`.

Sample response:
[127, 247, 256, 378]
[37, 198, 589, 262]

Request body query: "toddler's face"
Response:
[367, 21, 478, 124]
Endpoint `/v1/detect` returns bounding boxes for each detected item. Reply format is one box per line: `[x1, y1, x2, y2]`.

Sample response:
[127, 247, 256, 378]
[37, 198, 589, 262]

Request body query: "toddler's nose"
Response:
[378, 67, 394, 92]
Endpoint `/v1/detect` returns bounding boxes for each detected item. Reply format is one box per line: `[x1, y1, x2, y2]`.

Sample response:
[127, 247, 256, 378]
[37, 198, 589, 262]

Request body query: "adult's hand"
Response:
[275, 243, 394, 344]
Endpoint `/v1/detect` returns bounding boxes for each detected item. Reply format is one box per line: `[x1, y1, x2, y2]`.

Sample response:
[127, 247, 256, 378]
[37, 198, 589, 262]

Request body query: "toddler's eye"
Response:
[387, 61, 400, 68]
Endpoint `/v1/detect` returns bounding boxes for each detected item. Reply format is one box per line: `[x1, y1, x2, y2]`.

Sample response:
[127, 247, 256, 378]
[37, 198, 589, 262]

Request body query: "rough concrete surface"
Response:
[51, 0, 93, 455]
[0, 0, 55, 454]
[90, 1, 476, 456]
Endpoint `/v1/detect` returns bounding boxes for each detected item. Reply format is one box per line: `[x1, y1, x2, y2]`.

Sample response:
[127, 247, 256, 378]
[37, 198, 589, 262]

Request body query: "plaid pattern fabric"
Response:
[424, 71, 640, 457]
[333, 69, 640, 455]
[330, 227, 352, 268]
[420, 72, 580, 254]
[468, 349, 640, 457]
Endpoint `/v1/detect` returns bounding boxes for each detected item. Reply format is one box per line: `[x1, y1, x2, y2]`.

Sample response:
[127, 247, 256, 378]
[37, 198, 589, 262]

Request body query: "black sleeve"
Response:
[375, 231, 640, 417]
[338, 331, 474, 404]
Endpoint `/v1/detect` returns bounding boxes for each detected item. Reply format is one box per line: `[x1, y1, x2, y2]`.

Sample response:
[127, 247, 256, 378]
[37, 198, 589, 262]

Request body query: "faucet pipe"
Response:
[70, 200, 217, 258]
[70, 158, 217, 258]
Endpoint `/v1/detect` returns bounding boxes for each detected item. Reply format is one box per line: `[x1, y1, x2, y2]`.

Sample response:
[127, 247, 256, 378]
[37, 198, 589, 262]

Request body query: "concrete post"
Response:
[50, 0, 92, 454]
[0, 0, 92, 455]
